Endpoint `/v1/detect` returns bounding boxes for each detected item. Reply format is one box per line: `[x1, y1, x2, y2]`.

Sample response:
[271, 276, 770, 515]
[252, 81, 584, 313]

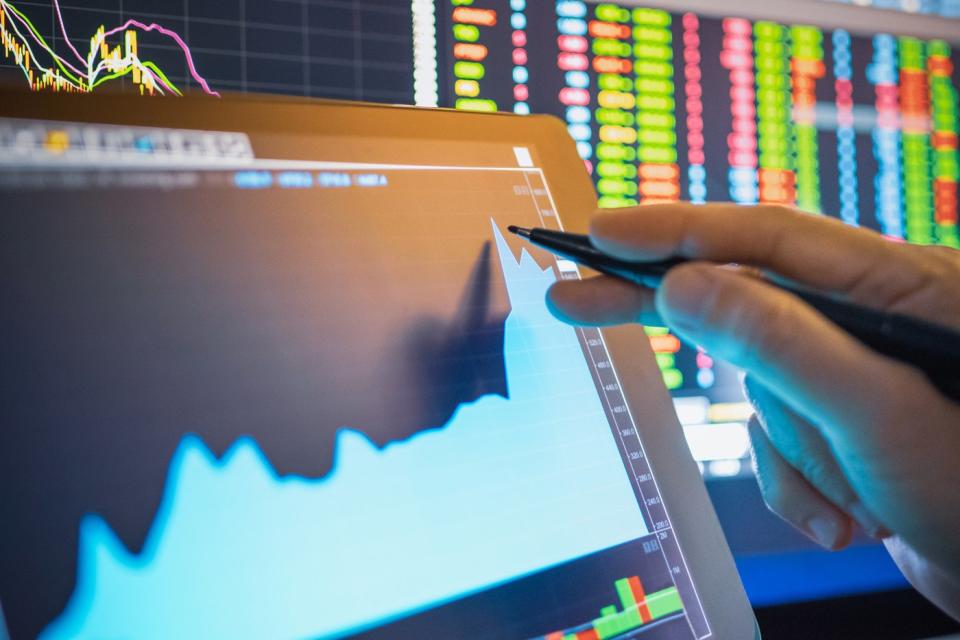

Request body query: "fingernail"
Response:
[658, 266, 713, 327]
[850, 503, 892, 539]
[806, 515, 842, 549]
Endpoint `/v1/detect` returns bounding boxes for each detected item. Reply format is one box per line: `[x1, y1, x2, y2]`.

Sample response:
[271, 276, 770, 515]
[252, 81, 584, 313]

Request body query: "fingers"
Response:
[546, 266, 761, 327]
[589, 203, 931, 305]
[546, 276, 659, 326]
[743, 376, 890, 539]
[747, 415, 854, 550]
[655, 262, 947, 459]
[882, 243, 960, 326]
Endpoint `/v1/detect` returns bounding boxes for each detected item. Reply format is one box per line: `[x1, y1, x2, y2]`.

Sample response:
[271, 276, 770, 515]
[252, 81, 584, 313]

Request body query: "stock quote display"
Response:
[2, 0, 959, 477]
[435, 1, 960, 479]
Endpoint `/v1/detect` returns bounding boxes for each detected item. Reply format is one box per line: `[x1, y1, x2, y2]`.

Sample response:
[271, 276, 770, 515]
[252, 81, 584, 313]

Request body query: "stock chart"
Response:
[2, 0, 958, 475]
[0, 0, 414, 100]
[0, 0, 216, 94]
[4, 1, 955, 627]
[0, 122, 710, 637]
[41, 225, 657, 638]
[1, 0, 957, 477]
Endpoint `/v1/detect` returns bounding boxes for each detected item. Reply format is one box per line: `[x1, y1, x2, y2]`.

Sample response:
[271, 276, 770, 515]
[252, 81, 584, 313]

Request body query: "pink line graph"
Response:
[5, 0, 220, 96]
[51, 0, 84, 66]
[100, 19, 220, 97]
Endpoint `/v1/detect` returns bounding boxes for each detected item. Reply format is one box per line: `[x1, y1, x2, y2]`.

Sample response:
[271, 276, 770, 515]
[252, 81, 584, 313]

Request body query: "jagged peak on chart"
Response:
[39, 223, 649, 640]
[0, 0, 218, 95]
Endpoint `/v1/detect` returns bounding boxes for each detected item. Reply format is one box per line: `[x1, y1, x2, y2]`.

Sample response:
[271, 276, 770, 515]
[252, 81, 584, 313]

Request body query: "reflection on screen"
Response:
[0, 119, 710, 639]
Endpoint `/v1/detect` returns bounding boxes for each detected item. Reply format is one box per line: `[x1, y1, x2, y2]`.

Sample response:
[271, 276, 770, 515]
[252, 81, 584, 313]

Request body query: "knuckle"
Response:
[794, 455, 841, 500]
[693, 272, 739, 326]
[745, 295, 796, 359]
[918, 243, 960, 269]
[720, 289, 796, 367]
[916, 251, 957, 283]
[899, 244, 960, 294]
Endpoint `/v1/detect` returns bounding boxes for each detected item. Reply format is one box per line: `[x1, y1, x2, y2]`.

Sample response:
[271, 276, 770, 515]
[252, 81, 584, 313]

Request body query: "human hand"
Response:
[547, 203, 960, 620]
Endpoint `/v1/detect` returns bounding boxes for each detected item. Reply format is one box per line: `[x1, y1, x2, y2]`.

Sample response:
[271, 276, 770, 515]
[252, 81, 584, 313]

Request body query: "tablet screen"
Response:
[0, 115, 712, 639]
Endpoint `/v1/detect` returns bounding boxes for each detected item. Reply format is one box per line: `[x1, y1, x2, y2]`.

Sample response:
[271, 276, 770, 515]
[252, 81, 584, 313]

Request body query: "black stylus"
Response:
[508, 225, 960, 402]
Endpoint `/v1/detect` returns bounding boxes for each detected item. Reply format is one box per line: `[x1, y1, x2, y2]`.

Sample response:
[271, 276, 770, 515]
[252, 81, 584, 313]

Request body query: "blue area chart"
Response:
[43, 222, 649, 639]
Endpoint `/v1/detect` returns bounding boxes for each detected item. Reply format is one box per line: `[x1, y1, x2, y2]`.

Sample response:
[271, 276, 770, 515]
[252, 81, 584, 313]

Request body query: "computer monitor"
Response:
[1, 0, 957, 609]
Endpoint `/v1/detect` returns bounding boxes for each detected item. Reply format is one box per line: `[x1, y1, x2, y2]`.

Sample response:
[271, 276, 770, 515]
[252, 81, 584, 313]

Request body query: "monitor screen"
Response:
[1, 112, 715, 639]
[1, 0, 956, 608]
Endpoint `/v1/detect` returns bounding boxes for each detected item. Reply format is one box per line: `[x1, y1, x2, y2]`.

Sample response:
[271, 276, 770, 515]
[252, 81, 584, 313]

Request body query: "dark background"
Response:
[2, 1, 959, 638]
[0, 171, 531, 636]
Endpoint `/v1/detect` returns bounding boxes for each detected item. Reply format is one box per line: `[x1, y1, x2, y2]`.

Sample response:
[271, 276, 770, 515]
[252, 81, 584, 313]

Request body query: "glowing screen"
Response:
[440, 2, 960, 478]
[0, 118, 710, 638]
[0, 0, 414, 99]
[2, 0, 958, 609]
[3, 1, 957, 479]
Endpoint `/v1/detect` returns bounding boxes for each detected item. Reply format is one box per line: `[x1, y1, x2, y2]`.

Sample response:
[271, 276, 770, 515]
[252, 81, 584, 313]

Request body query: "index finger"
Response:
[590, 203, 922, 298]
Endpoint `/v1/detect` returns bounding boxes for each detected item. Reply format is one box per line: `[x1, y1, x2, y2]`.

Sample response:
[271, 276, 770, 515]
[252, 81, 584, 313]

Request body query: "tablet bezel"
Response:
[0, 89, 757, 639]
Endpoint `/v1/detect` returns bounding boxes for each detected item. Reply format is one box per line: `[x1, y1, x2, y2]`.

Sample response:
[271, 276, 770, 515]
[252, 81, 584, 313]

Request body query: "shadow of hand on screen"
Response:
[397, 241, 509, 436]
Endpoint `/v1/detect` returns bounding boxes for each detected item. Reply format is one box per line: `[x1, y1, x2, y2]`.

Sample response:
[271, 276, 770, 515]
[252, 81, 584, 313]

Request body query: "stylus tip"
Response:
[508, 226, 531, 238]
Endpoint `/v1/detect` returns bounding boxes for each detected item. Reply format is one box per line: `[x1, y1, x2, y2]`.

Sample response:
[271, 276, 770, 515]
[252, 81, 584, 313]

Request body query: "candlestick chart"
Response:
[542, 575, 684, 640]
[0, 0, 217, 95]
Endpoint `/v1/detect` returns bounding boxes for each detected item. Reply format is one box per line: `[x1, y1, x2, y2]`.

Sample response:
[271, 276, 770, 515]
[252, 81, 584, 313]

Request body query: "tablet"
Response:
[0, 91, 756, 640]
